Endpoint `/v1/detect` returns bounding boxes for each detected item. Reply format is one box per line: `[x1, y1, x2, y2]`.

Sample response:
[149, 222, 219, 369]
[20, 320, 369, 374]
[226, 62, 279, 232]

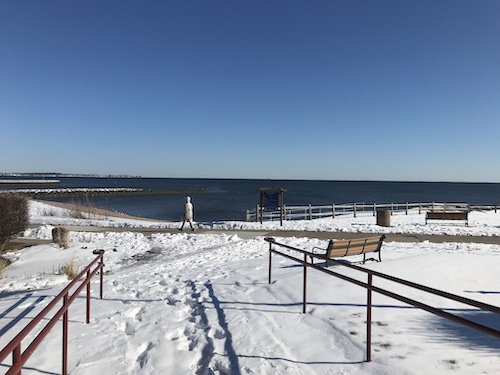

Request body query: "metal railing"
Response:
[265, 237, 500, 362]
[247, 202, 499, 222]
[0, 250, 105, 375]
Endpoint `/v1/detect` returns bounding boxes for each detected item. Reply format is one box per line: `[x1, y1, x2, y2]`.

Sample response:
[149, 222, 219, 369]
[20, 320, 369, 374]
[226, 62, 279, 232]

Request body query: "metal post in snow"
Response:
[332, 204, 335, 218]
[86, 270, 91, 324]
[303, 253, 307, 314]
[268, 246, 272, 285]
[354, 203, 356, 218]
[63, 293, 69, 375]
[366, 273, 373, 362]
[12, 345, 21, 375]
[100, 256, 104, 300]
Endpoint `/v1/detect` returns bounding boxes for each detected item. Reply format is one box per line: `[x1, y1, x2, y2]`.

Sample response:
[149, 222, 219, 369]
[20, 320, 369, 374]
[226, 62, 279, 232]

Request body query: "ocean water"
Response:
[7, 178, 500, 222]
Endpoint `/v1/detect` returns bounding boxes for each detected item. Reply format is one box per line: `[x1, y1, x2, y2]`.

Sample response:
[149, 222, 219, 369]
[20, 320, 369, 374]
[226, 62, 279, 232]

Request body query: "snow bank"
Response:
[1, 201, 499, 374]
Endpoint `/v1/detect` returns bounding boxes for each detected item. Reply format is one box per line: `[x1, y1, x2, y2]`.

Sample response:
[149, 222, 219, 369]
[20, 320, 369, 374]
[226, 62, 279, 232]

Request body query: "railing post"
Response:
[268, 245, 272, 285]
[62, 293, 69, 375]
[373, 203, 376, 216]
[303, 253, 307, 314]
[406, 202, 408, 215]
[86, 269, 91, 324]
[332, 204, 335, 218]
[354, 203, 356, 218]
[419, 202, 422, 214]
[309, 204, 312, 220]
[366, 273, 373, 362]
[100, 255, 104, 300]
[12, 345, 21, 375]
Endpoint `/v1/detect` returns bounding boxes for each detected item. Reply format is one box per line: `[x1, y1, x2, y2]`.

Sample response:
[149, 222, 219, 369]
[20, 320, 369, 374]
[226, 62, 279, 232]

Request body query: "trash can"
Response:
[376, 210, 391, 227]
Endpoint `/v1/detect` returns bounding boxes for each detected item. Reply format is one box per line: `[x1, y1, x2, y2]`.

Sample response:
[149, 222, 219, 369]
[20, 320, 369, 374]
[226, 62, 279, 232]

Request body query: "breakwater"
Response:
[0, 179, 60, 186]
[0, 187, 210, 198]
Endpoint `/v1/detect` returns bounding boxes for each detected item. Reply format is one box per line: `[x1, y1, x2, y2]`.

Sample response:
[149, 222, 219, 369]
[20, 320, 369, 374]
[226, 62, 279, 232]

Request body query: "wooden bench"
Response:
[425, 211, 469, 226]
[312, 235, 386, 265]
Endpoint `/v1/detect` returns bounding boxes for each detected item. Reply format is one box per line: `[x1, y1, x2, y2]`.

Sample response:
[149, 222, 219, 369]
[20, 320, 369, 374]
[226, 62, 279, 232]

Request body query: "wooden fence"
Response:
[246, 202, 499, 222]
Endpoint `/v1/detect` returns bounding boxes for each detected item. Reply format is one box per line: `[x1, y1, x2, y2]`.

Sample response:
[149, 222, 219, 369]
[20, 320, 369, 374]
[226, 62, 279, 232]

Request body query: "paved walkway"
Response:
[10, 225, 500, 247]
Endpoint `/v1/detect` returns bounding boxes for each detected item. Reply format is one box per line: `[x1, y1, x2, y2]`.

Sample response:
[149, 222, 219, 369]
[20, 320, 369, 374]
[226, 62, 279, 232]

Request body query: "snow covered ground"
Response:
[1, 200, 499, 374]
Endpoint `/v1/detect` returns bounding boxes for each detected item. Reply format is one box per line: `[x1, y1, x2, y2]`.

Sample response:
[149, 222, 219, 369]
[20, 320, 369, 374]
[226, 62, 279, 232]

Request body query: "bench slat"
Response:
[324, 235, 385, 263]
[426, 211, 469, 226]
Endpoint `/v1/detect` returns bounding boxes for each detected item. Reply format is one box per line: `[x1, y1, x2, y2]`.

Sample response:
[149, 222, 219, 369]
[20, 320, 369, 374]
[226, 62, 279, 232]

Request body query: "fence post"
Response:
[309, 204, 312, 220]
[366, 273, 373, 362]
[391, 203, 394, 215]
[332, 204, 335, 218]
[419, 202, 422, 214]
[373, 203, 376, 216]
[354, 203, 357, 218]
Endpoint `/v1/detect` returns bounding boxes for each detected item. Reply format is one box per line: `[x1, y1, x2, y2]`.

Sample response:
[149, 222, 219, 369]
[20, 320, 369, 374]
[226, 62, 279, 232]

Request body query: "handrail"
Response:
[0, 250, 105, 375]
[265, 237, 500, 362]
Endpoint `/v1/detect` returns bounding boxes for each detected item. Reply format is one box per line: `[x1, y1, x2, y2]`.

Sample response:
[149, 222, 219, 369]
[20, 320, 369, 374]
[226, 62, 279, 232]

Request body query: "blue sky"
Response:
[1, 1, 499, 182]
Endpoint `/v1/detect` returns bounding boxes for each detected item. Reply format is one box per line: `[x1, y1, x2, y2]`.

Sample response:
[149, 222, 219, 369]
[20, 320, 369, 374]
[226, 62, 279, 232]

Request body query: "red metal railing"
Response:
[0, 249, 105, 375]
[265, 237, 500, 362]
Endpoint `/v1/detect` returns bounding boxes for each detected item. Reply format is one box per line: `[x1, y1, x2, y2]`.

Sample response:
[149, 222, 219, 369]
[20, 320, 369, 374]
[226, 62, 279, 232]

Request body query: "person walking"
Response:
[180, 196, 195, 231]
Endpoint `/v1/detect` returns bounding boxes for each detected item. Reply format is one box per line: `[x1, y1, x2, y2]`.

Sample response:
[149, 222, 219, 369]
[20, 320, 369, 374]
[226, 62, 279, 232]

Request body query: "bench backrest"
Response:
[426, 211, 468, 220]
[325, 235, 385, 259]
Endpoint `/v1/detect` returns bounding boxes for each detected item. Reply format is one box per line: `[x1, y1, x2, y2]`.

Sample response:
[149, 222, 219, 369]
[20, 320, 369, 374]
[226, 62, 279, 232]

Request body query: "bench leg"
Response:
[362, 251, 381, 264]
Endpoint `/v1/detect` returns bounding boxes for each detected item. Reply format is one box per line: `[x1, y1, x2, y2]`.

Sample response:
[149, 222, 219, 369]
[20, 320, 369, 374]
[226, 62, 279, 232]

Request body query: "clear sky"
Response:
[1, 1, 499, 182]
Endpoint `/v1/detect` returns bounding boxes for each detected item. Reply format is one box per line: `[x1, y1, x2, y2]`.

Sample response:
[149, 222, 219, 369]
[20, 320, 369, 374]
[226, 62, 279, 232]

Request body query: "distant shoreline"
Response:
[0, 179, 60, 185]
